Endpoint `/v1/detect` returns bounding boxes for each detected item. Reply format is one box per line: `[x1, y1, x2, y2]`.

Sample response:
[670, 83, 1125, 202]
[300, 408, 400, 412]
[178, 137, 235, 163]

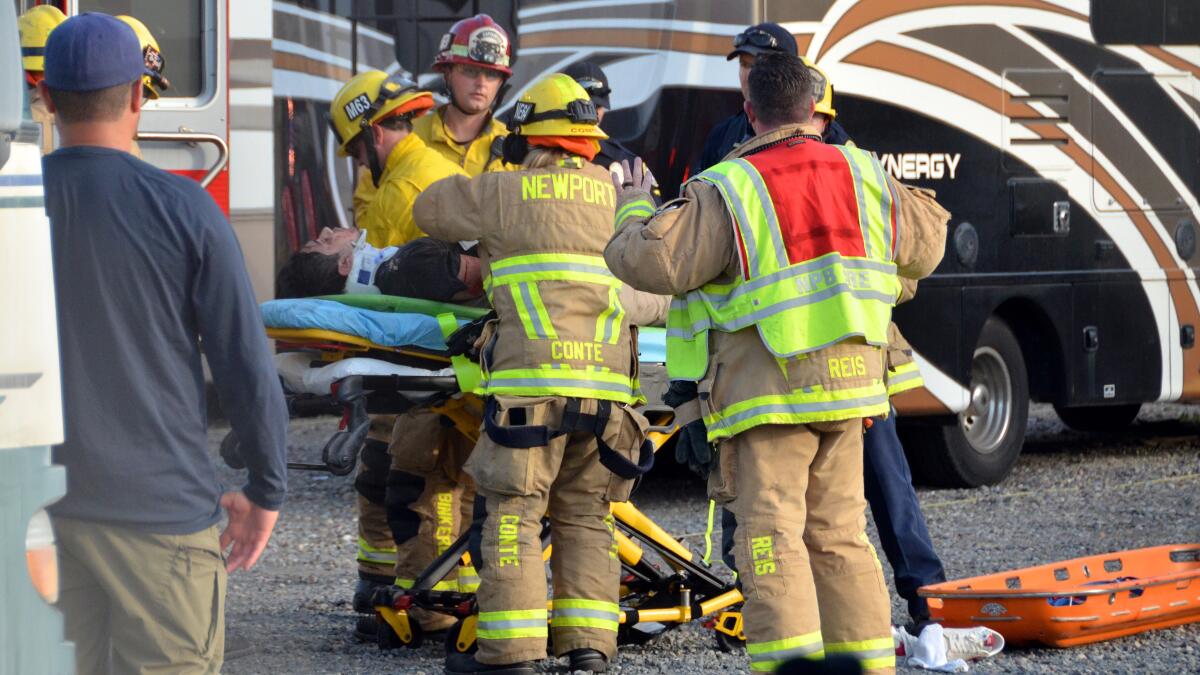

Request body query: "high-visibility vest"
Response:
[481, 252, 639, 403]
[667, 140, 901, 436]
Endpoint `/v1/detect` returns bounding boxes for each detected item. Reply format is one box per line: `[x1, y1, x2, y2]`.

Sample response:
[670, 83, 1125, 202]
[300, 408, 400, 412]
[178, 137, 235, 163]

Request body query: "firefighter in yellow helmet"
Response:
[116, 15, 171, 100]
[606, 52, 950, 675]
[19, 4, 66, 154]
[329, 70, 477, 639]
[413, 74, 653, 675]
[330, 70, 465, 248]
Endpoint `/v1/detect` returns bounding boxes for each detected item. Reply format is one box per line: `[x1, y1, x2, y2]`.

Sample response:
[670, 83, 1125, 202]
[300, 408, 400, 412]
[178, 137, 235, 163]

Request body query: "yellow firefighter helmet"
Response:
[329, 70, 434, 156]
[801, 56, 837, 119]
[18, 5, 66, 73]
[116, 15, 171, 99]
[508, 73, 608, 139]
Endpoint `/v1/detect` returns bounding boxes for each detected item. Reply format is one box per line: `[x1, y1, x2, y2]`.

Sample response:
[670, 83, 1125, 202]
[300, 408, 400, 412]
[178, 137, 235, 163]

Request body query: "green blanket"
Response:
[318, 294, 491, 321]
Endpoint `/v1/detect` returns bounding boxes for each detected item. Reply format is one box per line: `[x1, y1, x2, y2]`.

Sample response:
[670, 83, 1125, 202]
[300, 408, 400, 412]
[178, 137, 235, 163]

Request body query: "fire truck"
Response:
[18, 0, 1200, 488]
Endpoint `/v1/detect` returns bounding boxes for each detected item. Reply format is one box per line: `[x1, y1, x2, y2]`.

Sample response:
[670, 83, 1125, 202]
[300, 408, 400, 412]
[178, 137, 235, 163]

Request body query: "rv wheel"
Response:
[907, 317, 1029, 487]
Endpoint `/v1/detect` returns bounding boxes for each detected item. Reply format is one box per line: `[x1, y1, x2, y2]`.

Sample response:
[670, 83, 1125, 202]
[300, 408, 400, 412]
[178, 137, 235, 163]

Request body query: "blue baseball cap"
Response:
[43, 13, 145, 92]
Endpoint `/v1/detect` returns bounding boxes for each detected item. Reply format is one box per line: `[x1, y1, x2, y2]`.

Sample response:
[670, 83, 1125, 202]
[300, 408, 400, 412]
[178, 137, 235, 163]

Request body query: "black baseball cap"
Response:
[376, 238, 467, 302]
[563, 61, 612, 110]
[726, 22, 798, 60]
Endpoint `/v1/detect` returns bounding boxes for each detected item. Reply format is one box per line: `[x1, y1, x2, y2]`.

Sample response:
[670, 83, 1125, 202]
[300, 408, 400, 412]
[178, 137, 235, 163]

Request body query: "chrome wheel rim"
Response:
[960, 346, 1012, 454]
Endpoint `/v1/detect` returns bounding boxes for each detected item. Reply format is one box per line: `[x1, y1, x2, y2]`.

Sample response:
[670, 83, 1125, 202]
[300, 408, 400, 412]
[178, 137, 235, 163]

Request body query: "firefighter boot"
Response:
[567, 648, 608, 672]
[444, 652, 535, 675]
[353, 572, 394, 614]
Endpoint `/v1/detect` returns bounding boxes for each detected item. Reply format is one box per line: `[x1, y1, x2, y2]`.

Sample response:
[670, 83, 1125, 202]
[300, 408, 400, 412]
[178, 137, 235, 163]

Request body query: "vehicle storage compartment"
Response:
[920, 544, 1200, 647]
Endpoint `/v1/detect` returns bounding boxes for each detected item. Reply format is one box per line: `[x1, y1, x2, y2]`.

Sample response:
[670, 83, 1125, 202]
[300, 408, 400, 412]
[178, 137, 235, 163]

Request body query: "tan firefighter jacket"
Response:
[414, 148, 667, 403]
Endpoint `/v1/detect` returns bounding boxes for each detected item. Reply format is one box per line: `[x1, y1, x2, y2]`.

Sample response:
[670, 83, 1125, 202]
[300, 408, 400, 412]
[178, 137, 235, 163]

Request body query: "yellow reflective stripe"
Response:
[483, 366, 638, 403]
[393, 577, 457, 591]
[476, 608, 549, 640]
[747, 631, 824, 668]
[615, 198, 654, 229]
[836, 145, 876, 260]
[825, 637, 895, 670]
[593, 285, 624, 344]
[750, 651, 826, 672]
[702, 498, 716, 564]
[357, 537, 397, 564]
[665, 255, 898, 339]
[886, 361, 923, 397]
[523, 282, 557, 339]
[551, 598, 620, 631]
[509, 284, 541, 340]
[729, 158, 790, 272]
[837, 146, 895, 263]
[552, 599, 620, 612]
[872, 158, 898, 261]
[703, 384, 889, 440]
[509, 282, 558, 339]
[488, 253, 620, 289]
[694, 161, 787, 275]
[860, 655, 896, 670]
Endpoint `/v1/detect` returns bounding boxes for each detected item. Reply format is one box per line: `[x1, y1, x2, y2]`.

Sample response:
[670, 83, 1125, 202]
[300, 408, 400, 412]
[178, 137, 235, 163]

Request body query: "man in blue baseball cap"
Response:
[39, 13, 288, 674]
[691, 23, 798, 173]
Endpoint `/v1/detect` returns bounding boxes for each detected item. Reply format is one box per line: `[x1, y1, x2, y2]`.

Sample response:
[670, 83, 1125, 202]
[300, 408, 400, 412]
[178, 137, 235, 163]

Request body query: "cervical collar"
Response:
[344, 230, 398, 294]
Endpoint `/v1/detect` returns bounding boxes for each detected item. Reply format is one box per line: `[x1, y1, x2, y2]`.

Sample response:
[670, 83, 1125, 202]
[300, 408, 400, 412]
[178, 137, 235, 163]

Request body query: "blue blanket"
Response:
[262, 298, 668, 363]
[262, 299, 459, 351]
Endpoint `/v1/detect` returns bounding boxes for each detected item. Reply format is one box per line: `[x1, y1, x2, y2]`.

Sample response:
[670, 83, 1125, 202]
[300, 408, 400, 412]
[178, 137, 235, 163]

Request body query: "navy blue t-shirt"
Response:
[44, 146, 287, 534]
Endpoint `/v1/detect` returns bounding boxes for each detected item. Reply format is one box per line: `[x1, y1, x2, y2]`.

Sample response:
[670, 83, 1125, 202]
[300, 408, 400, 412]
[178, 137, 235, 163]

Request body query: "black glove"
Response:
[445, 310, 496, 360]
[663, 379, 698, 408]
[664, 381, 716, 478]
[674, 418, 715, 478]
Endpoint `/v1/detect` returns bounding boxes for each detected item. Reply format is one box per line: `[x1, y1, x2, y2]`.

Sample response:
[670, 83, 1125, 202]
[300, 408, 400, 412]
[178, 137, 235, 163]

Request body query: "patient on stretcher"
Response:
[274, 226, 670, 326]
[276, 226, 484, 303]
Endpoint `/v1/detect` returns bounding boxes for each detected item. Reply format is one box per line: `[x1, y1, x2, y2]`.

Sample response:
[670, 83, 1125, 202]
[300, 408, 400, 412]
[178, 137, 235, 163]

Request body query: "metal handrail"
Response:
[135, 131, 229, 188]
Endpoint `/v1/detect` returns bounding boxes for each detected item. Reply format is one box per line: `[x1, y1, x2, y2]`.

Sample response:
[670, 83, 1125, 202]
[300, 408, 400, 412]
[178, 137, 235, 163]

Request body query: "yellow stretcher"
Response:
[226, 299, 747, 653]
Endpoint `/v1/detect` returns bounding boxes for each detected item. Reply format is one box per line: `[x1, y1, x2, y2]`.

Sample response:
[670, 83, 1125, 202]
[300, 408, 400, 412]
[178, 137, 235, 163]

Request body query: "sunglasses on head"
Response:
[575, 77, 611, 99]
[733, 29, 779, 50]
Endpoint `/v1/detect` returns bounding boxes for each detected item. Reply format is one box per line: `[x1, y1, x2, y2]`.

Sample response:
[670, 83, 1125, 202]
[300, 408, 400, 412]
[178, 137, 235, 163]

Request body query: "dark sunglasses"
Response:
[733, 29, 779, 50]
[575, 76, 611, 99]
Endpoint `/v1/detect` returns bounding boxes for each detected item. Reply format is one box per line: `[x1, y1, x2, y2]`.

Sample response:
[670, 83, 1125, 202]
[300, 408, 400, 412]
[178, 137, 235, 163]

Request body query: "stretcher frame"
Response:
[257, 326, 749, 653]
[920, 544, 1200, 647]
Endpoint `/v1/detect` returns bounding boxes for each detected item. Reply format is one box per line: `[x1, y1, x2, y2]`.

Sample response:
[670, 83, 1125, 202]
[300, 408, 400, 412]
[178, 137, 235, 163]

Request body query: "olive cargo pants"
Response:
[54, 518, 226, 675]
[710, 421, 895, 674]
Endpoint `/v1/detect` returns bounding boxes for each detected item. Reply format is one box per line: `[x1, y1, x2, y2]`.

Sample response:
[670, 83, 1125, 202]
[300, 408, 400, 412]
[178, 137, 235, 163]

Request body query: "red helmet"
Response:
[433, 14, 512, 76]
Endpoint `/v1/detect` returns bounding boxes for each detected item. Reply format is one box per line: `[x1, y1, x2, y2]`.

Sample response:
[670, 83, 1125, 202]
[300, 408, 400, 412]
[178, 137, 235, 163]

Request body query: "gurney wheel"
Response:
[711, 611, 745, 653]
[714, 629, 744, 653]
[376, 611, 424, 650]
[445, 617, 478, 656]
[403, 621, 425, 649]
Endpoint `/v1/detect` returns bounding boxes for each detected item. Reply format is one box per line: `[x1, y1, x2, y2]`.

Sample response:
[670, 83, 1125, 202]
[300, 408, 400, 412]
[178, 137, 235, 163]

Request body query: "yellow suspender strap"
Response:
[437, 312, 483, 394]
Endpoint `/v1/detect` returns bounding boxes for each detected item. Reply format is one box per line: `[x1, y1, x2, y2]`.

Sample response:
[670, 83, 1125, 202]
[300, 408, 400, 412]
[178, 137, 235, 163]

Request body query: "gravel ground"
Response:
[214, 403, 1200, 674]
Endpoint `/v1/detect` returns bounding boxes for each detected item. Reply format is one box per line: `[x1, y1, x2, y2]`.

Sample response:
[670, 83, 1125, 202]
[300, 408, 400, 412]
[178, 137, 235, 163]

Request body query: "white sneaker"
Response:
[941, 626, 1005, 661]
[894, 625, 1004, 663]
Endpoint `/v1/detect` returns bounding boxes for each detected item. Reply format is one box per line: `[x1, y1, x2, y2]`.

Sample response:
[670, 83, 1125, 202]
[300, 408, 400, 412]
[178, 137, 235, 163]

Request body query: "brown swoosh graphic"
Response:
[818, 0, 1087, 61]
[846, 41, 1200, 397]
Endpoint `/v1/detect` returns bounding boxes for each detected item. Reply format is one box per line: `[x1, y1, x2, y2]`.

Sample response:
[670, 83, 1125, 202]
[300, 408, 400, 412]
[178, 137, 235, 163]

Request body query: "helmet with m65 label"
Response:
[329, 70, 434, 156]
